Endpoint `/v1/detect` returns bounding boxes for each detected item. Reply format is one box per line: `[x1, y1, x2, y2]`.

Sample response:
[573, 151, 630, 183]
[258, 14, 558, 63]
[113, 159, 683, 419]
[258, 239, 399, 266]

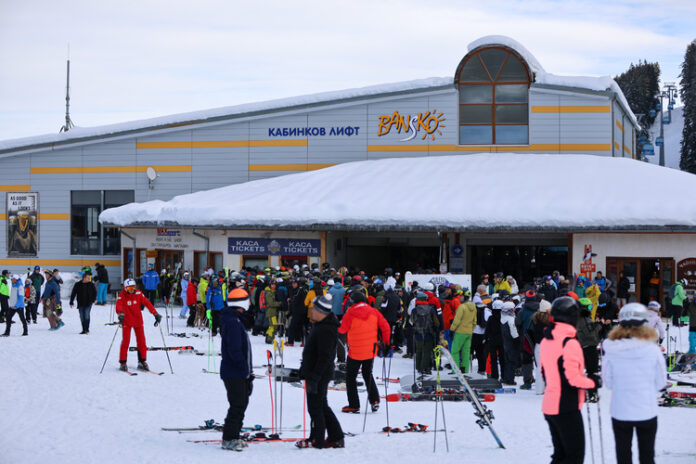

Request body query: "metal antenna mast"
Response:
[60, 45, 74, 132]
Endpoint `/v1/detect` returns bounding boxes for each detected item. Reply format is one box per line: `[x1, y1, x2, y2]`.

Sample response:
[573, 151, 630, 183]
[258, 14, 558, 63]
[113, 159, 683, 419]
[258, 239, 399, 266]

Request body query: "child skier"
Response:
[116, 278, 161, 371]
[2, 275, 27, 336]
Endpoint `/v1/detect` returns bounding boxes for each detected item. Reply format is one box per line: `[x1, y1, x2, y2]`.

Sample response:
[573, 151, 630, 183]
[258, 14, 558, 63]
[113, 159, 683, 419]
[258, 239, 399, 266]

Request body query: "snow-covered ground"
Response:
[1, 300, 695, 464]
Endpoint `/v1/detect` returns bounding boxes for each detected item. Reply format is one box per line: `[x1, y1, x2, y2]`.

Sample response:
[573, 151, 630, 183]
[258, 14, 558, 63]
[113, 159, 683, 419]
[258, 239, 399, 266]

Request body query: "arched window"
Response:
[455, 47, 531, 145]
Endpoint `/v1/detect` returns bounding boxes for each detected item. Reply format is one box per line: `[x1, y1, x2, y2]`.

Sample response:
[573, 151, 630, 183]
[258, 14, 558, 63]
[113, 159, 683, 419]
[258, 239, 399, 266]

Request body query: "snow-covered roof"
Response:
[467, 36, 639, 128]
[100, 153, 696, 232]
[1, 36, 638, 154]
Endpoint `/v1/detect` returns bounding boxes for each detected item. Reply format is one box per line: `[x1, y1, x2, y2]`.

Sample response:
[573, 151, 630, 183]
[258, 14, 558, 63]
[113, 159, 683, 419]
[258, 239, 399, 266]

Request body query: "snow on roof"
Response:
[467, 36, 639, 128]
[2, 36, 637, 153]
[100, 153, 696, 231]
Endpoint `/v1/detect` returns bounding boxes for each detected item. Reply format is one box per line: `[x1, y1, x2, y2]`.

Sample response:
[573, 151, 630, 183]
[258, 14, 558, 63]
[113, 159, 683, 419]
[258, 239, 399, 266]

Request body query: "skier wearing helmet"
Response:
[116, 278, 161, 372]
[602, 303, 666, 464]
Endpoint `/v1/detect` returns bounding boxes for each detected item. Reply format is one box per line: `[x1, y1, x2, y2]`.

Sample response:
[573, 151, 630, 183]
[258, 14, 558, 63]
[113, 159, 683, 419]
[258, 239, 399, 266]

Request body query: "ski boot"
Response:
[295, 439, 321, 449]
[137, 361, 150, 371]
[341, 405, 360, 414]
[520, 382, 533, 390]
[119, 362, 128, 372]
[370, 401, 380, 412]
[221, 439, 245, 451]
[325, 438, 345, 448]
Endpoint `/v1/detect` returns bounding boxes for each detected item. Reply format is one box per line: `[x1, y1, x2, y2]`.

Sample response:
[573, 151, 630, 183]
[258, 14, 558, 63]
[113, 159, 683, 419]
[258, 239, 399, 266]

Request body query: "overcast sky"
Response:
[0, 0, 693, 141]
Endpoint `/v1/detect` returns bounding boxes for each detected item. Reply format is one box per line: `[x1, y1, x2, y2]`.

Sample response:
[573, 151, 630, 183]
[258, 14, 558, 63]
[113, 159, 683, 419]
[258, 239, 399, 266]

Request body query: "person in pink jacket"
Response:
[539, 297, 600, 463]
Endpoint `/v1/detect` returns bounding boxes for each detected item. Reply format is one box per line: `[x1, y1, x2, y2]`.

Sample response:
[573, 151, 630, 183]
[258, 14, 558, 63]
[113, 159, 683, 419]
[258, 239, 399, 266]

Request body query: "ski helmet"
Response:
[578, 297, 592, 314]
[124, 278, 136, 289]
[618, 303, 649, 327]
[349, 289, 367, 304]
[551, 296, 579, 325]
[227, 288, 250, 311]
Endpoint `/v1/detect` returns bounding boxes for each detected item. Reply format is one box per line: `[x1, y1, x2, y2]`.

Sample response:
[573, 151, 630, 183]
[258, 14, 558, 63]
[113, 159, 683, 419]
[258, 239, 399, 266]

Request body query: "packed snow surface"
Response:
[1, 36, 636, 153]
[1, 300, 694, 463]
[100, 153, 696, 230]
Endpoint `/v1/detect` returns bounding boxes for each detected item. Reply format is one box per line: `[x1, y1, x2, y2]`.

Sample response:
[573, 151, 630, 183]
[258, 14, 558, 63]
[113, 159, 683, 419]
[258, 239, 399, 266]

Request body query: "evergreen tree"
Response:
[679, 40, 696, 174]
[615, 60, 661, 132]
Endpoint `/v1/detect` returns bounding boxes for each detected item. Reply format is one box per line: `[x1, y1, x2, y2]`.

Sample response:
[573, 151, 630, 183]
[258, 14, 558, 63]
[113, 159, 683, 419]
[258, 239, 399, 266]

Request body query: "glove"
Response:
[247, 376, 254, 395]
[118, 313, 125, 324]
[589, 373, 602, 390]
[154, 313, 162, 327]
[206, 309, 212, 321]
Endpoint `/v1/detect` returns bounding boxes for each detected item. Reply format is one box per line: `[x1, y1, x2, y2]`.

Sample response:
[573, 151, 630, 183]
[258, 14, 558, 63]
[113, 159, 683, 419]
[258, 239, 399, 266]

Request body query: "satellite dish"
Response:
[146, 167, 157, 181]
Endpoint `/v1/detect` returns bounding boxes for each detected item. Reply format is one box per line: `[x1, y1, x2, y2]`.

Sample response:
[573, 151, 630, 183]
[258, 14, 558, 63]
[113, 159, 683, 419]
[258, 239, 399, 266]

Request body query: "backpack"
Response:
[669, 283, 677, 300]
[413, 304, 434, 336]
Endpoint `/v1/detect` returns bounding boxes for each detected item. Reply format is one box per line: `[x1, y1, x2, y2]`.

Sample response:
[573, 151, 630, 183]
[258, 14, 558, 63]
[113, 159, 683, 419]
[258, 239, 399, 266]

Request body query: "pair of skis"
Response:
[266, 338, 286, 435]
[128, 345, 193, 351]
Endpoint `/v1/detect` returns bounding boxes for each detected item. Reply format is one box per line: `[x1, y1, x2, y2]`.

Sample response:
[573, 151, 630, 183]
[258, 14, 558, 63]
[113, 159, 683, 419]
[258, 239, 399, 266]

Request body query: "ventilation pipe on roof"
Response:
[192, 229, 209, 270]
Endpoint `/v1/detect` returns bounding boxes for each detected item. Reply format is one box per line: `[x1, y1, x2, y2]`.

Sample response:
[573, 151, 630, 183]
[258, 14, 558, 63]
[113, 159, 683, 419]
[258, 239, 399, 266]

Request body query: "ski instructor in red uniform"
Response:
[116, 278, 162, 372]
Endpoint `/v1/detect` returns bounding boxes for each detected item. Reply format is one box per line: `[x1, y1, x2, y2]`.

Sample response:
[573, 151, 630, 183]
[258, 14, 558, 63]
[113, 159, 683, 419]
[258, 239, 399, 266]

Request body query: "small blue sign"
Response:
[663, 116, 671, 124]
[228, 238, 320, 256]
[656, 137, 664, 147]
[451, 244, 463, 257]
[642, 143, 655, 156]
[649, 109, 657, 117]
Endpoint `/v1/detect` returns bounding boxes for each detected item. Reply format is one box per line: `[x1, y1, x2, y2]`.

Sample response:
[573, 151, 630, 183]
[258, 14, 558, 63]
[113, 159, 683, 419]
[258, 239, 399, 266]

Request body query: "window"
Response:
[456, 47, 530, 145]
[71, 190, 134, 255]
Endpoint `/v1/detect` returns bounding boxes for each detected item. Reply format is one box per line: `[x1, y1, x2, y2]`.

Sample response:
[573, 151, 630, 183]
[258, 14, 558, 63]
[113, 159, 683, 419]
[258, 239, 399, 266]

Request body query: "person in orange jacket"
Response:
[339, 289, 390, 414]
[116, 278, 161, 372]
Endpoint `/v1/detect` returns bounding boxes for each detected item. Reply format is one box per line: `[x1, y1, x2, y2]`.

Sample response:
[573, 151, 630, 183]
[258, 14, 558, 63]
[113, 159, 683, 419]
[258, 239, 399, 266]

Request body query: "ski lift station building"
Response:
[1, 35, 695, 306]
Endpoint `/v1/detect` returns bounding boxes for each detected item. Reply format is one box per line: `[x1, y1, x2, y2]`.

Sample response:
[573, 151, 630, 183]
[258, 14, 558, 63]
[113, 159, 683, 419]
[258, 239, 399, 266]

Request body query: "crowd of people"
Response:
[1, 261, 691, 461]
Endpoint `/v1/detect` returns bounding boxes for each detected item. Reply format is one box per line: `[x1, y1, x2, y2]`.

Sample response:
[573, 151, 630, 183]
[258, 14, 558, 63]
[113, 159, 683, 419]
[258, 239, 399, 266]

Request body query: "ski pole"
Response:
[586, 395, 595, 464]
[382, 353, 390, 436]
[99, 324, 120, 374]
[303, 380, 307, 440]
[273, 339, 279, 430]
[280, 338, 284, 431]
[158, 322, 174, 374]
[266, 350, 275, 435]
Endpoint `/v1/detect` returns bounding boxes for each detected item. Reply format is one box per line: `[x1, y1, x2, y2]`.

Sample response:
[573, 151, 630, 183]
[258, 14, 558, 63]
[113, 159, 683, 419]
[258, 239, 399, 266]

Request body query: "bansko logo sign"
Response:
[377, 110, 446, 141]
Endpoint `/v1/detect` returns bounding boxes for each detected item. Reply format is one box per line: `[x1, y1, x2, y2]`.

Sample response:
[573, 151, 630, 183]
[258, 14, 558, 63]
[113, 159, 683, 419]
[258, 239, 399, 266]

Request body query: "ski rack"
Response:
[438, 347, 505, 449]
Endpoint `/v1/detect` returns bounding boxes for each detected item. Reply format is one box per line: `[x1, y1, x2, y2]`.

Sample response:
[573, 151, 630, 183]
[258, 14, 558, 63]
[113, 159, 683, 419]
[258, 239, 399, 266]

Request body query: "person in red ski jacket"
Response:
[539, 297, 600, 463]
[116, 278, 161, 372]
[338, 290, 390, 413]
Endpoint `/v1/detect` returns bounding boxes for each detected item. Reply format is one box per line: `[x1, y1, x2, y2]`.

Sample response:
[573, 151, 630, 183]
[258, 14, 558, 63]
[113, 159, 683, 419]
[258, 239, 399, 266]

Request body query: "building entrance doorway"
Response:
[469, 245, 568, 287]
[606, 257, 674, 306]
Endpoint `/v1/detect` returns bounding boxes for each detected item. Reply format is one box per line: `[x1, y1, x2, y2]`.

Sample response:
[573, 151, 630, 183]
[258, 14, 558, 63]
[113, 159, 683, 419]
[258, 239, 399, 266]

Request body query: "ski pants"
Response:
[404, 324, 414, 356]
[612, 417, 657, 464]
[97, 283, 109, 304]
[689, 331, 696, 354]
[415, 340, 434, 373]
[671, 304, 684, 326]
[44, 297, 60, 328]
[287, 311, 306, 343]
[24, 302, 37, 323]
[222, 377, 251, 441]
[0, 295, 8, 321]
[78, 305, 92, 332]
[583, 346, 599, 375]
[186, 304, 196, 327]
[4, 307, 27, 335]
[451, 333, 472, 372]
[120, 325, 147, 363]
[534, 344, 545, 394]
[210, 309, 221, 336]
[336, 331, 346, 363]
[502, 335, 518, 383]
[545, 410, 585, 464]
[471, 332, 486, 373]
[144, 289, 157, 306]
[345, 357, 380, 409]
[487, 343, 504, 380]
[306, 378, 344, 447]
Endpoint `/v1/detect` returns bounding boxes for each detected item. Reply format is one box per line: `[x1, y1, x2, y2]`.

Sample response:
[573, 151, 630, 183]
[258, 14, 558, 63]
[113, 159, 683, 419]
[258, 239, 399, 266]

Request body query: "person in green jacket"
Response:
[0, 270, 10, 323]
[449, 289, 477, 373]
[671, 279, 687, 327]
[198, 274, 209, 306]
[264, 280, 282, 343]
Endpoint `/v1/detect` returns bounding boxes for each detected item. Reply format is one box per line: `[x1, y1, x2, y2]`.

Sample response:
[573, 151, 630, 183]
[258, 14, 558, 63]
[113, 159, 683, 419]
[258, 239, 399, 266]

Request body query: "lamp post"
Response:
[657, 83, 679, 167]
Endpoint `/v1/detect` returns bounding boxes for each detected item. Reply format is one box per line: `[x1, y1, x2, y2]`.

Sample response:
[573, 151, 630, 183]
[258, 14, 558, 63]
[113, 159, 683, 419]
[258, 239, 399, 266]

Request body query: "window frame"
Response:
[70, 189, 134, 256]
[455, 46, 531, 146]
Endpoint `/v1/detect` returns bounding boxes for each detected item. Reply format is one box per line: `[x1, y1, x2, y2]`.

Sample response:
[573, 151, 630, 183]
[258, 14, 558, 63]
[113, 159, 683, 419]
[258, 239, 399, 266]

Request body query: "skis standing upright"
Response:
[438, 347, 505, 449]
[167, 262, 183, 333]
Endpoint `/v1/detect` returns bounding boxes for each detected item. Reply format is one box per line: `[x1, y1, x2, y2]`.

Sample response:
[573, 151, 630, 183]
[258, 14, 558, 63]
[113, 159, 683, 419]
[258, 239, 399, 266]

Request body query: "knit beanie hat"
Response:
[313, 294, 333, 314]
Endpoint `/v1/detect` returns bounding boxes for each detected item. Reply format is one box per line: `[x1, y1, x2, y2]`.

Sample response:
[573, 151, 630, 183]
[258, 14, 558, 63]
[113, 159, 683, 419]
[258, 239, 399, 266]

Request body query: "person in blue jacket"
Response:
[141, 264, 160, 304]
[2, 275, 27, 336]
[219, 288, 254, 452]
[206, 278, 226, 336]
[327, 279, 347, 362]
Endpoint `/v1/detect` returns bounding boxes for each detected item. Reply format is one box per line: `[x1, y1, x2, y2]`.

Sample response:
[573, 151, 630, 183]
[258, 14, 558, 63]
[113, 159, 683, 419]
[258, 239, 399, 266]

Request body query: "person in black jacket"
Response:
[286, 279, 308, 346]
[297, 295, 344, 449]
[69, 271, 97, 334]
[94, 262, 109, 305]
[617, 272, 630, 307]
[380, 283, 402, 350]
[485, 299, 505, 381]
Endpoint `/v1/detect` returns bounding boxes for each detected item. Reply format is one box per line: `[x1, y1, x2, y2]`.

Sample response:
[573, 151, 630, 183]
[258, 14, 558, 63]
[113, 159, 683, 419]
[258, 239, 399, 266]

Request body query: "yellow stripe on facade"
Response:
[136, 140, 308, 149]
[614, 142, 621, 151]
[38, 213, 70, 220]
[30, 165, 192, 174]
[368, 143, 611, 152]
[623, 145, 631, 155]
[0, 258, 121, 267]
[616, 120, 624, 132]
[0, 185, 31, 191]
[249, 163, 335, 172]
[531, 106, 611, 113]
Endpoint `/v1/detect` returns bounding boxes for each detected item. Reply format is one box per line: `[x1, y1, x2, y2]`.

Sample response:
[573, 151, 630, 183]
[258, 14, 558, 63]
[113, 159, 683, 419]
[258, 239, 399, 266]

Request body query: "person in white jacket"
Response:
[602, 303, 666, 464]
[646, 301, 665, 343]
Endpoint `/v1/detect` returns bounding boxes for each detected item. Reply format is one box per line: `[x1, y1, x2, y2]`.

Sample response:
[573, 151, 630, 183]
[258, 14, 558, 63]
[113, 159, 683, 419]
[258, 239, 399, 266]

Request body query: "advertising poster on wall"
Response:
[6, 192, 38, 256]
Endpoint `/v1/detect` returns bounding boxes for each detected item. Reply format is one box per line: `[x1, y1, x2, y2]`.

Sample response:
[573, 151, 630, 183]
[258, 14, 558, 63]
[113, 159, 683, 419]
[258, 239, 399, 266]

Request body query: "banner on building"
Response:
[6, 192, 38, 256]
[228, 237, 320, 256]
